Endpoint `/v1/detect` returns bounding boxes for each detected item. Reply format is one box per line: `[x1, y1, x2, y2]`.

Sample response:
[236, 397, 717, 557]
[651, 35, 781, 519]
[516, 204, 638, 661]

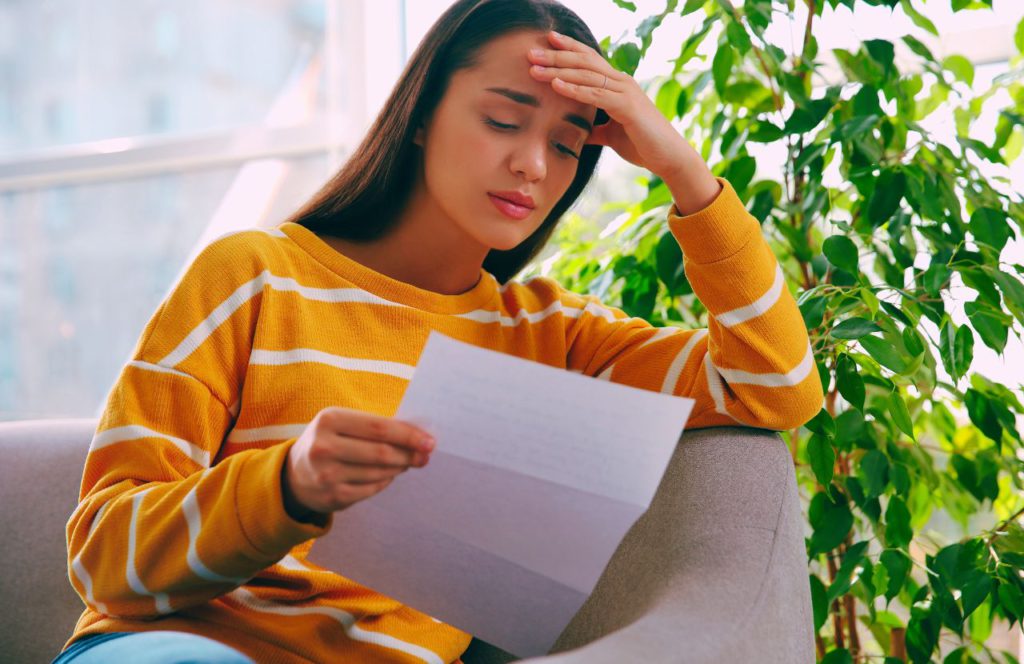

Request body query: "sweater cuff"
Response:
[234, 438, 333, 559]
[667, 176, 761, 265]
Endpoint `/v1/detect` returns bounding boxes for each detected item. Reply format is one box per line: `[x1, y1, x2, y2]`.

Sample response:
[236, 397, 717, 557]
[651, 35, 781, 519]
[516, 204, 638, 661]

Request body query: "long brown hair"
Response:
[282, 0, 608, 285]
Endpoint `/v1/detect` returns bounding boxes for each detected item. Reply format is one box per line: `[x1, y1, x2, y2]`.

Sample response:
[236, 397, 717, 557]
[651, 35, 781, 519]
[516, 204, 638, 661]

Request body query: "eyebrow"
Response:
[484, 87, 592, 133]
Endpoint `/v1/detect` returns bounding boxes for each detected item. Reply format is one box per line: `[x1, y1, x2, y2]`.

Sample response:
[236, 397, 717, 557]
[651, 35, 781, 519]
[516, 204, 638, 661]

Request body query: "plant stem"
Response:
[827, 549, 846, 649]
[843, 531, 862, 658]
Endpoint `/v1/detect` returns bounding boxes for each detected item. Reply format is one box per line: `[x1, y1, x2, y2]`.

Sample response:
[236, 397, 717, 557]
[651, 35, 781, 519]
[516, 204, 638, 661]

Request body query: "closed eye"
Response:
[483, 118, 580, 160]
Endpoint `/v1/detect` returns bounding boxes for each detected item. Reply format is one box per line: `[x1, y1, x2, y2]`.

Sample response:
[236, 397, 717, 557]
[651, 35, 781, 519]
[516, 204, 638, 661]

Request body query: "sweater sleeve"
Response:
[66, 233, 331, 620]
[563, 176, 824, 432]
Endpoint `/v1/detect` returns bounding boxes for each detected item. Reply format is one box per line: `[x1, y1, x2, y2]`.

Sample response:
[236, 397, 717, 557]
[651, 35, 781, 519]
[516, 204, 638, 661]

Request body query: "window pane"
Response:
[0, 0, 342, 155]
[0, 154, 328, 420]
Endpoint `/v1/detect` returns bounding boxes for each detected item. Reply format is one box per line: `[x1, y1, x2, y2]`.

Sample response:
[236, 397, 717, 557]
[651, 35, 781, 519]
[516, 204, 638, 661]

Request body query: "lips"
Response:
[488, 194, 533, 220]
[489, 191, 535, 209]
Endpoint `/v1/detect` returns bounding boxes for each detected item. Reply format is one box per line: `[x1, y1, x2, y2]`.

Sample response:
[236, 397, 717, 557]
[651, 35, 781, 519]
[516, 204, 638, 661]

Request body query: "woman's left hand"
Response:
[527, 30, 692, 179]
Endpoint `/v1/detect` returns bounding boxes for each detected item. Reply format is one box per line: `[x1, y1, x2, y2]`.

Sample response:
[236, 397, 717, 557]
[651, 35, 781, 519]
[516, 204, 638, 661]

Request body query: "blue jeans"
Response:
[52, 631, 254, 663]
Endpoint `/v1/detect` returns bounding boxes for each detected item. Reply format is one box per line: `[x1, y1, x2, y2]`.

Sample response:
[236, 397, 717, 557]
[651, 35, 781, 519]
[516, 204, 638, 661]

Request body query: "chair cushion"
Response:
[0, 418, 98, 662]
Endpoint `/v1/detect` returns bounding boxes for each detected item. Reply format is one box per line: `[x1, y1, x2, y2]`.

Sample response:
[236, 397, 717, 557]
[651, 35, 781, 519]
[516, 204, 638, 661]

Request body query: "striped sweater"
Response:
[63, 176, 823, 663]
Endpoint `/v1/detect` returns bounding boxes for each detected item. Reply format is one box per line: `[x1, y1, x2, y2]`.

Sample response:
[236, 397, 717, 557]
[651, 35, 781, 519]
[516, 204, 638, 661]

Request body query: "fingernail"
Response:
[551, 30, 563, 39]
[420, 436, 436, 451]
[530, 48, 544, 57]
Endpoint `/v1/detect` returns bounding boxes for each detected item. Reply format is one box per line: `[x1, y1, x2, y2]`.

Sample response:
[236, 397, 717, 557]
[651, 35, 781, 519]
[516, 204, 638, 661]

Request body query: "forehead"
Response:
[457, 30, 597, 123]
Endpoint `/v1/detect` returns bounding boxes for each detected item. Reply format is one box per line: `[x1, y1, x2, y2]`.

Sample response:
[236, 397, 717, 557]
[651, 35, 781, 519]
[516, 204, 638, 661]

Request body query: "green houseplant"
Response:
[533, 1, 1024, 661]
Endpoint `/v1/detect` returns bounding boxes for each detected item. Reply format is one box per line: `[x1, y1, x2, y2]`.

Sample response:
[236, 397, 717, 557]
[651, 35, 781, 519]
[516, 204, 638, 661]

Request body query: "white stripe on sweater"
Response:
[225, 423, 307, 444]
[127, 488, 173, 614]
[249, 348, 415, 380]
[703, 355, 740, 422]
[660, 329, 709, 394]
[715, 263, 784, 328]
[90, 425, 210, 468]
[225, 588, 446, 664]
[159, 270, 426, 368]
[715, 340, 814, 387]
[182, 483, 249, 584]
[71, 556, 109, 615]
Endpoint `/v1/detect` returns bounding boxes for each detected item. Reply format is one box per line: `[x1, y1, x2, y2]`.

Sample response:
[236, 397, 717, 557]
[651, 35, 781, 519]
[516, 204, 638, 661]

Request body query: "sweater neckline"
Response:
[277, 222, 499, 314]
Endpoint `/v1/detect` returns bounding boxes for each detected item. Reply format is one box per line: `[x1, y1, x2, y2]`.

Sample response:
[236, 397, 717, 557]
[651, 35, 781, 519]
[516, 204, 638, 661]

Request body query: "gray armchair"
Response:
[0, 419, 815, 663]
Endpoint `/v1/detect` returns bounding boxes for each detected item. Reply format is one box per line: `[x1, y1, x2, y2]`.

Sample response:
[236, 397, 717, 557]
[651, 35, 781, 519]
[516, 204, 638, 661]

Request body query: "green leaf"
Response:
[823, 235, 859, 273]
[655, 230, 691, 295]
[832, 317, 882, 339]
[800, 295, 827, 329]
[943, 54, 975, 86]
[784, 97, 835, 134]
[612, 0, 637, 10]
[860, 449, 890, 498]
[864, 39, 896, 82]
[884, 495, 913, 548]
[901, 327, 924, 357]
[725, 18, 751, 56]
[836, 354, 865, 411]
[611, 42, 642, 76]
[681, 0, 705, 16]
[919, 263, 951, 295]
[859, 335, 910, 374]
[990, 268, 1024, 325]
[820, 648, 853, 664]
[868, 169, 906, 227]
[965, 300, 1009, 354]
[888, 391, 915, 440]
[964, 388, 1003, 443]
[808, 490, 854, 556]
[808, 434, 836, 498]
[835, 115, 879, 142]
[826, 540, 870, 603]
[794, 142, 827, 174]
[1016, 16, 1024, 54]
[805, 408, 837, 438]
[880, 550, 911, 601]
[939, 318, 973, 382]
[712, 45, 734, 97]
[810, 574, 829, 631]
[960, 570, 994, 619]
[654, 78, 683, 119]
[968, 207, 1010, 253]
[900, 0, 938, 36]
[997, 581, 1024, 622]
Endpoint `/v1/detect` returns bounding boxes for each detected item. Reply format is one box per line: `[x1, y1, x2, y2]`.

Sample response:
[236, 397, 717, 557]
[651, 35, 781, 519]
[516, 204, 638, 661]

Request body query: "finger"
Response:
[550, 76, 614, 105]
[340, 463, 407, 486]
[546, 30, 595, 56]
[320, 407, 435, 453]
[335, 436, 425, 468]
[530, 64, 621, 93]
[545, 31, 618, 77]
[535, 49, 618, 86]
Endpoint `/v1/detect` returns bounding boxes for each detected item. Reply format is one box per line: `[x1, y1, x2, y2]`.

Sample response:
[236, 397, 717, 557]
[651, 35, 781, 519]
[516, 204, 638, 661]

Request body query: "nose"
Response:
[509, 134, 547, 183]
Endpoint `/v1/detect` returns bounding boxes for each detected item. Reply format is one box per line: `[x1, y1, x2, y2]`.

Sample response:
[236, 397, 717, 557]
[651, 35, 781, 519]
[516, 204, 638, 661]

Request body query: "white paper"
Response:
[306, 331, 695, 658]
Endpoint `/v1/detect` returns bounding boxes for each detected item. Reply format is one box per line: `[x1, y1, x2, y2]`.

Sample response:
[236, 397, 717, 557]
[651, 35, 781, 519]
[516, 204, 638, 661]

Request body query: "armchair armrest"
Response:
[464, 426, 815, 664]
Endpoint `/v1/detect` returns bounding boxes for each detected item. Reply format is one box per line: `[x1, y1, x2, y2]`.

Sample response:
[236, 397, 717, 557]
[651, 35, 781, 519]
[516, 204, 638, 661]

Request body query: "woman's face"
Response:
[413, 30, 598, 252]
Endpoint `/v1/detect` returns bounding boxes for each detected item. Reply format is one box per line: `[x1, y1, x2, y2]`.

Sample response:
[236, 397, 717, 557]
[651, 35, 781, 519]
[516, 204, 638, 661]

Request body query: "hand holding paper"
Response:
[306, 331, 695, 657]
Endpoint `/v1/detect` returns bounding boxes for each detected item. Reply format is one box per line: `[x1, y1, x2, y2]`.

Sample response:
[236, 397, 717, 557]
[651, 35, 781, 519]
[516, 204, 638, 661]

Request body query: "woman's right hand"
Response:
[281, 406, 435, 521]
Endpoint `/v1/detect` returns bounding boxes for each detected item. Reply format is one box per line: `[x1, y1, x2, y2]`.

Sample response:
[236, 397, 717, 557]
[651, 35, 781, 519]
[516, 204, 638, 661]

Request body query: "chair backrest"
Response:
[0, 418, 97, 663]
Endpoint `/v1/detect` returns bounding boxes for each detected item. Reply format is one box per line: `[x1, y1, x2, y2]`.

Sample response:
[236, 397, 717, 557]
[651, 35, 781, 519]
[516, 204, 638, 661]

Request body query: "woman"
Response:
[56, 0, 824, 662]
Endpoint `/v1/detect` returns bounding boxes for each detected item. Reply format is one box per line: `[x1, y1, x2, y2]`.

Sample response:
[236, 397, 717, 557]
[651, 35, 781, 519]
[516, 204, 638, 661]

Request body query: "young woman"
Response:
[56, 0, 823, 662]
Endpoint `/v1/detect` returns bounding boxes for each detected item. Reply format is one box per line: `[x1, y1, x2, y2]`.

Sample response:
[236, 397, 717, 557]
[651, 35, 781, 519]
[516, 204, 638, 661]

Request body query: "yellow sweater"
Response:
[63, 176, 823, 663]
